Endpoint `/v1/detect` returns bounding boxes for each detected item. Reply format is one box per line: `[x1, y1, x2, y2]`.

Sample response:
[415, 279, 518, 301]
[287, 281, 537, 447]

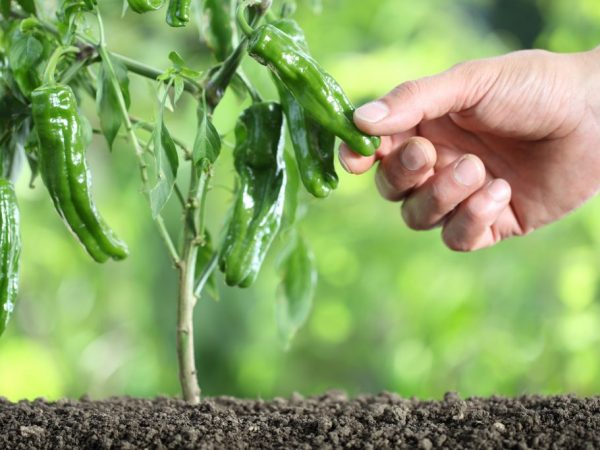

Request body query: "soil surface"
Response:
[1, 391, 599, 449]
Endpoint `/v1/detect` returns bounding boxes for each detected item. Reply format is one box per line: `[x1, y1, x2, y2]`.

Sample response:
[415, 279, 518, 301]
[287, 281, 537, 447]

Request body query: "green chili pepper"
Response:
[219, 102, 287, 288]
[0, 178, 20, 338]
[31, 84, 128, 263]
[203, 0, 235, 62]
[166, 0, 191, 27]
[271, 19, 337, 198]
[246, 23, 380, 157]
[127, 0, 164, 13]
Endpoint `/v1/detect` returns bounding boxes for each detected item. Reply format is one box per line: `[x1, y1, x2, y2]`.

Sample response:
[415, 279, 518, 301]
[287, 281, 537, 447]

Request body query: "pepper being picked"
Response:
[0, 178, 20, 338]
[219, 102, 287, 288]
[239, 10, 380, 157]
[31, 47, 128, 263]
[271, 19, 338, 198]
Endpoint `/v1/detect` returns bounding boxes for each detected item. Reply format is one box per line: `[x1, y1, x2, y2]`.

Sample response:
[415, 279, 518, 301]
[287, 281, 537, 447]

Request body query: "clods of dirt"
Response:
[1, 391, 599, 449]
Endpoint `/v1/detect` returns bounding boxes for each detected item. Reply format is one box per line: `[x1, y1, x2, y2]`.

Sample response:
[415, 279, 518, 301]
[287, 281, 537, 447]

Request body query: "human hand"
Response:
[340, 48, 600, 251]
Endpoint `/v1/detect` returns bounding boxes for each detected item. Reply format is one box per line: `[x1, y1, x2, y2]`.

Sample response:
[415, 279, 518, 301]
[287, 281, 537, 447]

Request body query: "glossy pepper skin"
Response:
[248, 24, 380, 157]
[166, 0, 191, 27]
[31, 84, 128, 263]
[219, 102, 287, 288]
[203, 0, 234, 62]
[128, 0, 164, 13]
[0, 178, 20, 337]
[271, 19, 338, 198]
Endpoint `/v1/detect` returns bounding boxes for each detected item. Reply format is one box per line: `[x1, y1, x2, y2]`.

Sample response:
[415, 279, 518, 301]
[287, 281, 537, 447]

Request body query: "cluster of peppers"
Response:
[0, 20, 128, 335]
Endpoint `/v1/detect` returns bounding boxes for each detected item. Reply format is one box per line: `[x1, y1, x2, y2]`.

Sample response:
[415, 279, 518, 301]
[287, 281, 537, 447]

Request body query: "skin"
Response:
[339, 48, 600, 251]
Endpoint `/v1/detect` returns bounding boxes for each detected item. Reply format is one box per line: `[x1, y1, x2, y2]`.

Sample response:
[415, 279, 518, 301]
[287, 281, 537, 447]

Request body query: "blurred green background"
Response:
[1, 0, 600, 401]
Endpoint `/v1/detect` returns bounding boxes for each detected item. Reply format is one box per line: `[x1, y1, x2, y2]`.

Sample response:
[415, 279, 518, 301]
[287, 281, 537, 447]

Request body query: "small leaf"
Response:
[96, 54, 130, 150]
[160, 123, 179, 178]
[16, 0, 35, 13]
[180, 67, 202, 79]
[192, 100, 221, 169]
[276, 233, 317, 346]
[168, 51, 186, 69]
[0, 0, 11, 18]
[149, 178, 172, 218]
[173, 76, 184, 105]
[281, 149, 299, 232]
[195, 231, 219, 302]
[9, 34, 43, 71]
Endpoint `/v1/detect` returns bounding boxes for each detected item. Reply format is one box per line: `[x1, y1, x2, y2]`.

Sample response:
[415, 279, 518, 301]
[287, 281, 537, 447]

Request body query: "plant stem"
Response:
[177, 167, 205, 404]
[112, 53, 201, 95]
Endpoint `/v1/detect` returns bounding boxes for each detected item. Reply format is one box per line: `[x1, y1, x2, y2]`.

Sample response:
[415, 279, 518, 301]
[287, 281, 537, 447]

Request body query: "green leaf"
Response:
[9, 34, 43, 71]
[195, 231, 219, 302]
[148, 82, 179, 218]
[281, 149, 299, 232]
[276, 233, 317, 346]
[149, 178, 172, 219]
[173, 76, 184, 105]
[15, 0, 35, 13]
[0, 0, 11, 18]
[168, 51, 186, 69]
[96, 54, 130, 150]
[192, 100, 221, 169]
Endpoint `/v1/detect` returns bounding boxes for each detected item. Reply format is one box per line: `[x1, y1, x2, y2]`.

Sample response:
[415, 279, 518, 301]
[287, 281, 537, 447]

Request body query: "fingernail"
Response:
[338, 147, 353, 174]
[453, 155, 482, 187]
[355, 101, 389, 123]
[487, 179, 510, 202]
[401, 142, 427, 171]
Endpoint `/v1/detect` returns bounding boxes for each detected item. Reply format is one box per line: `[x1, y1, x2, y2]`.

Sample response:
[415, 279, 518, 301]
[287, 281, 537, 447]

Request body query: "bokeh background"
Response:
[2, 0, 600, 401]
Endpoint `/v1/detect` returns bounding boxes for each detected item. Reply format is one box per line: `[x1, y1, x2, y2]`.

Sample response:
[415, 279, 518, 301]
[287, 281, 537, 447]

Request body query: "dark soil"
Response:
[1, 391, 599, 449]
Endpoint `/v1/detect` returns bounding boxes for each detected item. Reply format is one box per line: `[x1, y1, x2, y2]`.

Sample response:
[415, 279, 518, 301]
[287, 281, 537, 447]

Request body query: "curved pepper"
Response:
[0, 178, 20, 337]
[128, 0, 164, 13]
[31, 84, 128, 263]
[247, 24, 380, 157]
[166, 0, 191, 27]
[219, 102, 287, 288]
[271, 19, 338, 198]
[203, 0, 235, 62]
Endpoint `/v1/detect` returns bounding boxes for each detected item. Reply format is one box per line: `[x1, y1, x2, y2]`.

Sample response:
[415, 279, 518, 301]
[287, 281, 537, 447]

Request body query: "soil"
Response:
[1, 391, 599, 449]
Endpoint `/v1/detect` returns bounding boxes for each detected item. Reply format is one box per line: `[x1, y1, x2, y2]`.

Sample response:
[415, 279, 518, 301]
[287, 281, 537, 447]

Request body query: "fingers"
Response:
[441, 179, 512, 251]
[401, 154, 486, 230]
[374, 137, 436, 201]
[353, 61, 488, 136]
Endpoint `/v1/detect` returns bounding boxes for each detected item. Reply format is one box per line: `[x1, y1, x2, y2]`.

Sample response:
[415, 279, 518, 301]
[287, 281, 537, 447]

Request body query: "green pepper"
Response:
[271, 19, 337, 198]
[166, 0, 191, 27]
[128, 0, 164, 13]
[246, 23, 380, 157]
[0, 178, 20, 337]
[203, 0, 235, 62]
[31, 83, 128, 263]
[219, 102, 287, 288]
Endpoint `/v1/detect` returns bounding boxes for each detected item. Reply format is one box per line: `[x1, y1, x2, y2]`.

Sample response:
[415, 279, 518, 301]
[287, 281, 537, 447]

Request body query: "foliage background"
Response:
[1, 0, 600, 401]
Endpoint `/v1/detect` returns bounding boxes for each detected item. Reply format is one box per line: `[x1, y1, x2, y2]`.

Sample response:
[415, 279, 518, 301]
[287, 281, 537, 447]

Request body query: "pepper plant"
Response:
[0, 0, 379, 403]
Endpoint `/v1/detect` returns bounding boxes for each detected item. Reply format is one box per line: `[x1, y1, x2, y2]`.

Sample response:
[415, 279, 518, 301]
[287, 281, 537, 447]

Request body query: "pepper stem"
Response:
[42, 46, 79, 86]
[236, 1, 256, 37]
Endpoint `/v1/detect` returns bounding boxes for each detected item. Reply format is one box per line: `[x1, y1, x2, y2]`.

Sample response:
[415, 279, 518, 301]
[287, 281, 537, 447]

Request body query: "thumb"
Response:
[354, 61, 489, 136]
